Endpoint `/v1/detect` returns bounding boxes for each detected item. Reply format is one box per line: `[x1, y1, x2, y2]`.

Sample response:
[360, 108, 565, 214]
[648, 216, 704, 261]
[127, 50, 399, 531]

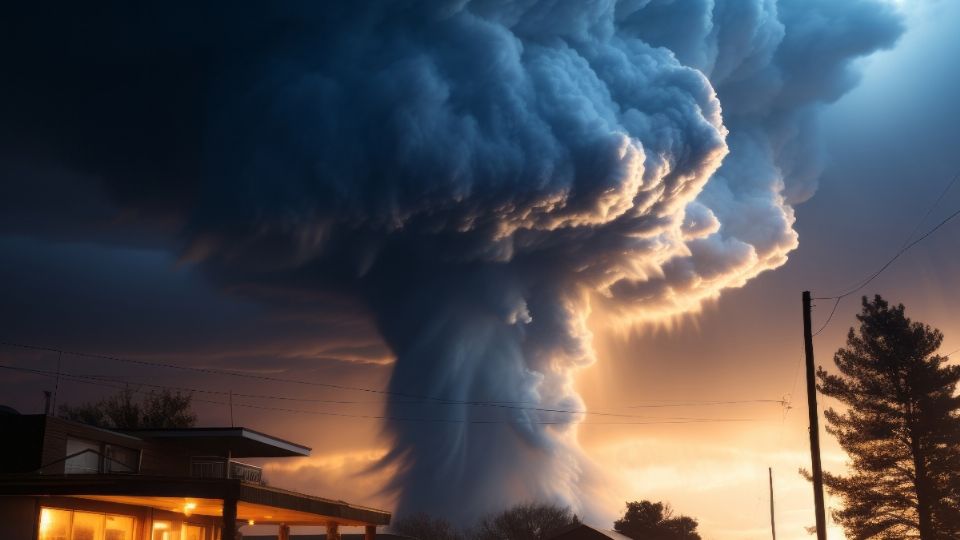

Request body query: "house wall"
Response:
[40, 417, 149, 474]
[139, 442, 193, 477]
[0, 496, 39, 540]
[31, 416, 189, 476]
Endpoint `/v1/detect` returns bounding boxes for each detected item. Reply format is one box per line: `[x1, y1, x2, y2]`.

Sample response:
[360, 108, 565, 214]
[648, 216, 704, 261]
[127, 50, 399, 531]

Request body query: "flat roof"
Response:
[124, 427, 311, 458]
[0, 475, 390, 526]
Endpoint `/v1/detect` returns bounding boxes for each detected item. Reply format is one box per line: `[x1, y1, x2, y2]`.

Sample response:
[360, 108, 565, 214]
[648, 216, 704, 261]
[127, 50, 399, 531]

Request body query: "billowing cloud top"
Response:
[0, 0, 902, 523]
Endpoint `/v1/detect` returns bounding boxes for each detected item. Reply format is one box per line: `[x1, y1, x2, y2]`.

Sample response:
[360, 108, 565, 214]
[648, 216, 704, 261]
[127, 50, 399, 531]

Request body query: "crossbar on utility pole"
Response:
[802, 291, 828, 540]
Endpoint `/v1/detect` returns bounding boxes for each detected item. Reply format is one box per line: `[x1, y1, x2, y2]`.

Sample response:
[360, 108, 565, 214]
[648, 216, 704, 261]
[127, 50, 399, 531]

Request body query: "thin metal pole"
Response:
[769, 467, 777, 540]
[802, 291, 828, 540]
[51, 351, 62, 416]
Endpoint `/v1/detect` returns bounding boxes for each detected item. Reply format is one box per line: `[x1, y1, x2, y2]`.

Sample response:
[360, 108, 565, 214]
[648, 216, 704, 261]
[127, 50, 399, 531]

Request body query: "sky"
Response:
[1, 2, 959, 539]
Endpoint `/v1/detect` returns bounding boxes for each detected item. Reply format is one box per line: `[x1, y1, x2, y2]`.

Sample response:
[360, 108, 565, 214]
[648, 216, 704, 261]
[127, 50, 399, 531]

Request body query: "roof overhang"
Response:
[0, 475, 389, 526]
[123, 427, 311, 458]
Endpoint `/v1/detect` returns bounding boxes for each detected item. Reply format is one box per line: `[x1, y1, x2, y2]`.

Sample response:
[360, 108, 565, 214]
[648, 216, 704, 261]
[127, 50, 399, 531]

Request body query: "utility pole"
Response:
[802, 291, 827, 540]
[769, 467, 776, 540]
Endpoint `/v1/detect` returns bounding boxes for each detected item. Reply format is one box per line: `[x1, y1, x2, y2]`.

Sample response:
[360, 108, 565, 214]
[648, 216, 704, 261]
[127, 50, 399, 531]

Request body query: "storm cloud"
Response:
[0, 0, 902, 522]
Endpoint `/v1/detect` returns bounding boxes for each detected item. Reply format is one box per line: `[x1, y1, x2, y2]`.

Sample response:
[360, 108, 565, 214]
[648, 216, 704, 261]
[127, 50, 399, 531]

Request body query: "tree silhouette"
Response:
[392, 512, 463, 540]
[473, 502, 577, 540]
[613, 500, 700, 540]
[817, 295, 960, 539]
[59, 387, 197, 429]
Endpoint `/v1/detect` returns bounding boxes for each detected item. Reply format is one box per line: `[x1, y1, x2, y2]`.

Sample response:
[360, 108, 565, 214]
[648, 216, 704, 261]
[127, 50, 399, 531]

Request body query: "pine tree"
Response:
[817, 295, 960, 539]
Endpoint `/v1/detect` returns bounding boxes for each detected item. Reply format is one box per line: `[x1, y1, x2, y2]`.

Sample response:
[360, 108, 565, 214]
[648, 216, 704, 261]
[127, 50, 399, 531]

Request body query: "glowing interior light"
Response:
[183, 501, 197, 516]
[39, 508, 52, 533]
[153, 522, 170, 530]
[248, 519, 255, 525]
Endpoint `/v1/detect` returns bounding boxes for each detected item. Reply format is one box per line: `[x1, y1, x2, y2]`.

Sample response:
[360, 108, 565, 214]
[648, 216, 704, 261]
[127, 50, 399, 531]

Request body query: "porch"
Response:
[0, 474, 390, 540]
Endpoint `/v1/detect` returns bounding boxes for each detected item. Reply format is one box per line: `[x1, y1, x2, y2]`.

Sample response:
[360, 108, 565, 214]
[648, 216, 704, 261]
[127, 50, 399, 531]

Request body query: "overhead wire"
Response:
[0, 363, 762, 422]
[811, 167, 960, 335]
[816, 205, 960, 302]
[897, 170, 960, 252]
[0, 340, 435, 400]
[816, 170, 960, 302]
[0, 363, 759, 426]
[0, 341, 785, 418]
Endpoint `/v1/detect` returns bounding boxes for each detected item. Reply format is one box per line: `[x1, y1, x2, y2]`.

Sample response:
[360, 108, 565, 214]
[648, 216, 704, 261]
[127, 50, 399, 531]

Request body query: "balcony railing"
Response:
[190, 457, 263, 484]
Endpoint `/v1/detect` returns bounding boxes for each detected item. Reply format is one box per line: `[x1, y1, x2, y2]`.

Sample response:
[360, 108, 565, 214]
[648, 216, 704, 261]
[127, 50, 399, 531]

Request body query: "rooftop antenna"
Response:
[51, 351, 62, 416]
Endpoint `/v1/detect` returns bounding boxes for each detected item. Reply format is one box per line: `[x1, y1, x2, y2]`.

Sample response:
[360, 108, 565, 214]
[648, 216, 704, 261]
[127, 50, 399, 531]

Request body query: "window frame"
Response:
[63, 437, 142, 475]
[38, 506, 139, 540]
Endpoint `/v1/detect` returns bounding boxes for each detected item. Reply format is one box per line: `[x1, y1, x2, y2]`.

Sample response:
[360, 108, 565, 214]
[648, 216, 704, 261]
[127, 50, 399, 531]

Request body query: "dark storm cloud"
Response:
[0, 236, 385, 366]
[0, 0, 902, 522]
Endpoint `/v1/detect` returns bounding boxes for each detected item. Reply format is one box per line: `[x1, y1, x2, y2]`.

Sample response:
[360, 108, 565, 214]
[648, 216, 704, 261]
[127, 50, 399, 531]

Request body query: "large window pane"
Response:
[71, 511, 104, 540]
[65, 437, 101, 474]
[182, 524, 204, 540]
[105, 514, 134, 540]
[39, 508, 71, 540]
[152, 520, 181, 540]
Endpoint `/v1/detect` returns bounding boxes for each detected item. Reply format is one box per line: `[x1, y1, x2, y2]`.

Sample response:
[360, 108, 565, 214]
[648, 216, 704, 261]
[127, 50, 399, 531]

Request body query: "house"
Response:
[0, 412, 391, 540]
[547, 523, 633, 540]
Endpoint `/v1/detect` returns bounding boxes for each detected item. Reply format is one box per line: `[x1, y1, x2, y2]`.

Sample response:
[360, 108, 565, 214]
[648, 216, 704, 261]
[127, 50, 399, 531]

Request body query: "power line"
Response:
[899, 170, 960, 252]
[0, 358, 764, 420]
[0, 341, 784, 419]
[816, 178, 960, 303]
[816, 205, 960, 302]
[808, 169, 960, 336]
[18, 367, 788, 410]
[812, 298, 840, 337]
[0, 341, 540, 409]
[0, 364, 758, 427]
[23, 369, 782, 408]
[623, 399, 786, 408]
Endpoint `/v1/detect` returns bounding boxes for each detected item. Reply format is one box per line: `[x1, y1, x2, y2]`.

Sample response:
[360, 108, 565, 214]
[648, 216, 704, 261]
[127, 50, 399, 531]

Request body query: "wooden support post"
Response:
[365, 525, 377, 540]
[279, 524, 291, 540]
[221, 497, 237, 540]
[326, 521, 340, 540]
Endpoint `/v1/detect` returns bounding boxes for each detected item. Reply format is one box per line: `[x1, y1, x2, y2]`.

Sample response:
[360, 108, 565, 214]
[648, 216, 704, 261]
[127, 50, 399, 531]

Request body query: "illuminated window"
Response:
[39, 508, 71, 540]
[71, 512, 104, 540]
[151, 521, 181, 540]
[39, 508, 137, 540]
[105, 515, 134, 540]
[182, 524, 204, 540]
